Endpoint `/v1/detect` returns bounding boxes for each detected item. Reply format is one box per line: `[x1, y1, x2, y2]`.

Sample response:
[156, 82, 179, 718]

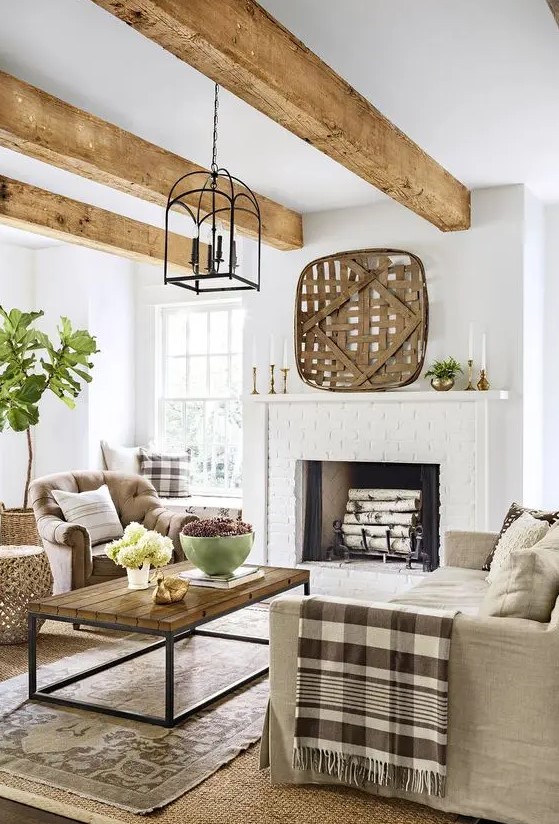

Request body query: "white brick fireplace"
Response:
[244, 390, 509, 597]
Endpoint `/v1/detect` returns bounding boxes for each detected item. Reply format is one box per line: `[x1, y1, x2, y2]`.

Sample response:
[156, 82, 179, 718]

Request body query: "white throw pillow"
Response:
[52, 484, 124, 547]
[486, 511, 550, 584]
[100, 440, 141, 475]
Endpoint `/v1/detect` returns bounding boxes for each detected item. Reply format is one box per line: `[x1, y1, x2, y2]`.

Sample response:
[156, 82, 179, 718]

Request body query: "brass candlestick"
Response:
[280, 367, 289, 394]
[477, 369, 490, 391]
[269, 364, 276, 394]
[251, 366, 259, 395]
[465, 359, 476, 390]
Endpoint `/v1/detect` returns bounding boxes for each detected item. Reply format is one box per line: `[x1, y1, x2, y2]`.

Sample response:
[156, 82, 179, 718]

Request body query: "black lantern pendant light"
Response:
[164, 84, 261, 294]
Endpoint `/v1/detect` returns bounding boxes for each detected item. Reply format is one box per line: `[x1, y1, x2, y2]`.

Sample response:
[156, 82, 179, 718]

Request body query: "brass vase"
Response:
[430, 376, 455, 392]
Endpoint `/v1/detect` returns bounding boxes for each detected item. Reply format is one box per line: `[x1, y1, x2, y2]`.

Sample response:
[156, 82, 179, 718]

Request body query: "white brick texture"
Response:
[266, 400, 480, 571]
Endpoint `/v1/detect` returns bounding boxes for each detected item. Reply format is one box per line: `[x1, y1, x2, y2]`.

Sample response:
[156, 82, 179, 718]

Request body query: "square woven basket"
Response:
[295, 248, 428, 392]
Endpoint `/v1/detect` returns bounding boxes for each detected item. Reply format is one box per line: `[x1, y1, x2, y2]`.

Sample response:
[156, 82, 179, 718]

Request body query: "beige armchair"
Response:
[30, 471, 194, 594]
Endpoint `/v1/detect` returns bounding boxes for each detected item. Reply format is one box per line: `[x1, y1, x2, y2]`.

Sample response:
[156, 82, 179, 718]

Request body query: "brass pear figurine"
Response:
[152, 571, 189, 604]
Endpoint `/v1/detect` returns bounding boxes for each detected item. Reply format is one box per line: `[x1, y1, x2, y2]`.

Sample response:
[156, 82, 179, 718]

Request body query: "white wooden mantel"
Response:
[249, 390, 509, 403]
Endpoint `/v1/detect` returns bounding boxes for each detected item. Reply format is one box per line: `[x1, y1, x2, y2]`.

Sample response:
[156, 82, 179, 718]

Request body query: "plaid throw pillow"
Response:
[139, 449, 190, 498]
[483, 502, 559, 570]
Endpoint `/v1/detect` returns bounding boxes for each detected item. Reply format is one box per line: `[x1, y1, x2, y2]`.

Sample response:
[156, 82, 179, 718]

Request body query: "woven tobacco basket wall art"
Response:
[295, 248, 428, 391]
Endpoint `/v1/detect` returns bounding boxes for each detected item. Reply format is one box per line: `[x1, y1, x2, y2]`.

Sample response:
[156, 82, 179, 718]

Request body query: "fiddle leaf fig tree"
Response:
[0, 307, 98, 509]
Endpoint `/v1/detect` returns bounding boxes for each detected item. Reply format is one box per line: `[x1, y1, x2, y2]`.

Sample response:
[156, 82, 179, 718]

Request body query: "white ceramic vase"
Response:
[126, 562, 151, 590]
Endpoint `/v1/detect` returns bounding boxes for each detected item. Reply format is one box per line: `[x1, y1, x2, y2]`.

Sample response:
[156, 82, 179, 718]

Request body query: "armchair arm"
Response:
[144, 507, 198, 561]
[35, 514, 92, 592]
[443, 530, 499, 569]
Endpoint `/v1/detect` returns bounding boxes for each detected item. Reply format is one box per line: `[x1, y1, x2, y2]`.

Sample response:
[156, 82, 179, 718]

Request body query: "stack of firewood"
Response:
[341, 488, 421, 556]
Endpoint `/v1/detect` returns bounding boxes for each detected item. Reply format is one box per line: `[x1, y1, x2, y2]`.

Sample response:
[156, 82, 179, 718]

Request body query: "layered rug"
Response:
[0, 617, 464, 824]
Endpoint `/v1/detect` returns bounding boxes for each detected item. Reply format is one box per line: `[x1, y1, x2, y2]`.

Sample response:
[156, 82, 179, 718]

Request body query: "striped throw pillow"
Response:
[139, 449, 190, 498]
[52, 484, 124, 547]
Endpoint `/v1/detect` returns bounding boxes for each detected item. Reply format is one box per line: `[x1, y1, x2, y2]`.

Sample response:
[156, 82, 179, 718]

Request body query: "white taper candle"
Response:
[269, 334, 275, 365]
[468, 322, 474, 361]
[481, 333, 487, 370]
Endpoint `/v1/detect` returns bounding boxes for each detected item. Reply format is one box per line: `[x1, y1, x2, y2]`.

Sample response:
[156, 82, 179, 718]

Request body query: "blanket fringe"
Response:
[293, 747, 446, 798]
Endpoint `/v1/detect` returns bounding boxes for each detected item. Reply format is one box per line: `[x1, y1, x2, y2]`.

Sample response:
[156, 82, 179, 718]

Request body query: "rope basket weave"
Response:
[0, 546, 53, 644]
[0, 504, 41, 547]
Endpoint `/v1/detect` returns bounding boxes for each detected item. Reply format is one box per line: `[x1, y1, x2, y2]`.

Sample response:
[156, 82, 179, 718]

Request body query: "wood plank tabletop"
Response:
[28, 563, 309, 632]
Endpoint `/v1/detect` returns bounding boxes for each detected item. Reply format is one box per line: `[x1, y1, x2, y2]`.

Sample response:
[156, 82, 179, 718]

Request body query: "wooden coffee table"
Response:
[28, 563, 309, 728]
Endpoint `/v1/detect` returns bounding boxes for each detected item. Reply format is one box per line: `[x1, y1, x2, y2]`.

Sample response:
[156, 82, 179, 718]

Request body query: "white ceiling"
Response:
[0, 0, 558, 249]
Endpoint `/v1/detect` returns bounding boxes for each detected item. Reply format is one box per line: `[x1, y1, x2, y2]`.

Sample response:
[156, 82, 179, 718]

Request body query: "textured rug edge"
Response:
[0, 714, 264, 815]
[0, 782, 126, 824]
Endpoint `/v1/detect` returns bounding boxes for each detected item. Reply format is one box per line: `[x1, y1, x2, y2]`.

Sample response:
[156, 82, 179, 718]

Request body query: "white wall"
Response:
[544, 204, 559, 509]
[0, 244, 35, 508]
[0, 243, 135, 505]
[243, 186, 527, 537]
[523, 190, 545, 505]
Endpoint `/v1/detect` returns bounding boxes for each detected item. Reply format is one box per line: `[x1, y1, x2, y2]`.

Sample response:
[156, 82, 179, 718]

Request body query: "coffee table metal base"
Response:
[28, 579, 309, 728]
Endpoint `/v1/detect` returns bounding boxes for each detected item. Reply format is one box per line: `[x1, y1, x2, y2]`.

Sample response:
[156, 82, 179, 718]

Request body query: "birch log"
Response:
[344, 535, 411, 553]
[344, 512, 417, 527]
[348, 488, 421, 501]
[342, 524, 410, 538]
[347, 499, 420, 513]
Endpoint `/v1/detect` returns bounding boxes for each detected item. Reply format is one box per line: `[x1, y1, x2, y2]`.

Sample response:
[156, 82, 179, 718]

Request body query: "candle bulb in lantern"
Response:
[468, 322, 474, 361]
[207, 243, 213, 273]
[216, 234, 223, 262]
[232, 241, 237, 270]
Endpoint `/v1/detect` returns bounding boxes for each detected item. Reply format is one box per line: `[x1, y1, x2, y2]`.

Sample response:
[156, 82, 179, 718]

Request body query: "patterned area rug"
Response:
[0, 610, 269, 814]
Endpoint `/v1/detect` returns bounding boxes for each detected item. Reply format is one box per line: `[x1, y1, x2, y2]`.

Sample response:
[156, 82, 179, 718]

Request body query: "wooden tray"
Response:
[295, 248, 428, 391]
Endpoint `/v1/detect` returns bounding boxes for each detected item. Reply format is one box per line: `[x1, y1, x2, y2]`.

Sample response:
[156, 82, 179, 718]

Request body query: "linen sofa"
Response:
[261, 530, 559, 824]
[30, 471, 193, 594]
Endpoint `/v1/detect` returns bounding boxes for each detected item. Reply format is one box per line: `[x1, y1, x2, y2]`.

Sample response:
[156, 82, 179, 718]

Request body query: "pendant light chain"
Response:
[211, 83, 219, 175]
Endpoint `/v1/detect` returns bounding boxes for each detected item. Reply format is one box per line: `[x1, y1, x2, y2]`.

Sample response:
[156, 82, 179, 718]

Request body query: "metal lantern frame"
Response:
[164, 85, 261, 295]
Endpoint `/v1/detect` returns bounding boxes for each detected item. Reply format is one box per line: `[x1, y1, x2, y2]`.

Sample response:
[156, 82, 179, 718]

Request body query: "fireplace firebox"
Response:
[302, 461, 440, 571]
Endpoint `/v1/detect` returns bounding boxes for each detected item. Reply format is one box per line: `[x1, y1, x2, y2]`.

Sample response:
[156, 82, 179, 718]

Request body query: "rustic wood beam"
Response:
[546, 0, 559, 26]
[0, 70, 302, 251]
[90, 0, 470, 232]
[0, 175, 209, 273]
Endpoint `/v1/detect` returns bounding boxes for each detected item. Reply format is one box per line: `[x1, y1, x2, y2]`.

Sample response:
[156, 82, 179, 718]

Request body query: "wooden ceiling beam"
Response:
[546, 0, 559, 27]
[90, 0, 471, 232]
[0, 70, 303, 251]
[0, 175, 208, 273]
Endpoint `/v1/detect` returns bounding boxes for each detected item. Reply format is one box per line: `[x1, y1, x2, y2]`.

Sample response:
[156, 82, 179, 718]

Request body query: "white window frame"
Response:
[156, 300, 243, 497]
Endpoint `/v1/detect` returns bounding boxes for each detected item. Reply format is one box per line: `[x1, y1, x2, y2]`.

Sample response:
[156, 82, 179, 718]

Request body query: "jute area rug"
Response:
[0, 618, 462, 824]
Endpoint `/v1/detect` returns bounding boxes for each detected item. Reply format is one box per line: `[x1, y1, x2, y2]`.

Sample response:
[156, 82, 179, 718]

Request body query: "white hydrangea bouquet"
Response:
[106, 522, 173, 590]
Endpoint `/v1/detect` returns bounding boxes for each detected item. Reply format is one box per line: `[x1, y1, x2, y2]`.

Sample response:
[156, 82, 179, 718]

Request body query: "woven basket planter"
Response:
[0, 505, 41, 547]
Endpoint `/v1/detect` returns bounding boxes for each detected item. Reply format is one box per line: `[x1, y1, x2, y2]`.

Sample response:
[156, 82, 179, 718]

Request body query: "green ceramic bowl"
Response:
[179, 532, 255, 576]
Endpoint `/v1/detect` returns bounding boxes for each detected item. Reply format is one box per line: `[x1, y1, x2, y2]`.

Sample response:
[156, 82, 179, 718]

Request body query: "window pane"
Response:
[209, 355, 229, 396]
[187, 356, 207, 396]
[166, 311, 186, 356]
[226, 400, 242, 446]
[166, 357, 186, 396]
[163, 401, 185, 451]
[206, 401, 226, 444]
[226, 445, 242, 491]
[188, 311, 208, 354]
[209, 311, 228, 353]
[184, 401, 205, 487]
[230, 354, 242, 396]
[231, 309, 243, 353]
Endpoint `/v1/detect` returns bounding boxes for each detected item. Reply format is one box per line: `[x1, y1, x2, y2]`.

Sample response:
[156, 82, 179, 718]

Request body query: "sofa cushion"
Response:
[139, 449, 190, 498]
[101, 440, 141, 475]
[479, 547, 559, 622]
[390, 566, 489, 615]
[483, 502, 559, 570]
[486, 512, 549, 584]
[52, 484, 124, 547]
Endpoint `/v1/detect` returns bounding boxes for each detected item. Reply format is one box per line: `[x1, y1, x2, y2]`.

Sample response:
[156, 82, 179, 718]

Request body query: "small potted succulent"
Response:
[180, 518, 254, 576]
[424, 357, 463, 391]
[106, 522, 174, 589]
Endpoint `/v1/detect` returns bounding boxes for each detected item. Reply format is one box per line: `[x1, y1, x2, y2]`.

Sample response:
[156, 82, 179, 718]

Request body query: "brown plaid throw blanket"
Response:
[293, 598, 458, 797]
